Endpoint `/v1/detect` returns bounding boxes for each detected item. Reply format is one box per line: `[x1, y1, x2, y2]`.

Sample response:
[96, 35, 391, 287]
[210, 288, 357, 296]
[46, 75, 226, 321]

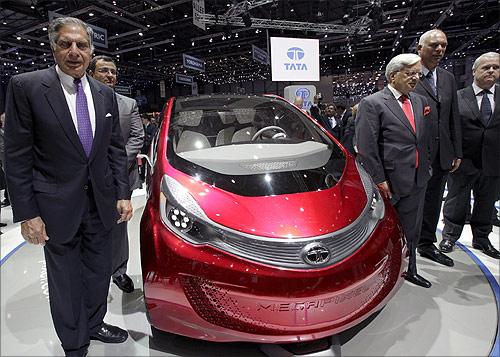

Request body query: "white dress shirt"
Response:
[472, 82, 496, 113]
[422, 65, 437, 89]
[387, 84, 415, 114]
[56, 65, 96, 136]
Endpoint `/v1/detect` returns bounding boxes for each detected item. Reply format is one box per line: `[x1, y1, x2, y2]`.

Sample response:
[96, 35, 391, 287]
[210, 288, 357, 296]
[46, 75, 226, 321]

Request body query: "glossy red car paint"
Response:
[140, 95, 407, 343]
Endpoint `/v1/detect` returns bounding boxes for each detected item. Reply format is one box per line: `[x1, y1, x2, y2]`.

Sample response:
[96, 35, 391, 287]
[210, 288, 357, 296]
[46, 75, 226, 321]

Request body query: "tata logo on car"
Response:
[301, 242, 331, 265]
[285, 47, 308, 71]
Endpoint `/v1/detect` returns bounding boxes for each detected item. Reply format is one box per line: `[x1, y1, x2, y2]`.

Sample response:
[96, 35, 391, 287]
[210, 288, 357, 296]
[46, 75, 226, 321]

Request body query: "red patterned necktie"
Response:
[400, 95, 418, 167]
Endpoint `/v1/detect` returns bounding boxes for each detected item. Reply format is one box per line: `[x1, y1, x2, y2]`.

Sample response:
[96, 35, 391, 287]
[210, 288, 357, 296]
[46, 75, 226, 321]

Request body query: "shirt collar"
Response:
[422, 65, 437, 76]
[388, 84, 405, 100]
[55, 65, 89, 93]
[472, 81, 496, 96]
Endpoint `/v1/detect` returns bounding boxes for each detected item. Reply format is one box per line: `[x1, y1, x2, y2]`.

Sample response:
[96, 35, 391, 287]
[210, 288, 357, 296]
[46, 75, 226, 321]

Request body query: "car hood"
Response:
[168, 158, 367, 238]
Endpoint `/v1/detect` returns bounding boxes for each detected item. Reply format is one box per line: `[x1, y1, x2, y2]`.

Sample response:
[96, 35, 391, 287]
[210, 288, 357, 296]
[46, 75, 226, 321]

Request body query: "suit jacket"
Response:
[318, 115, 343, 140]
[141, 122, 158, 154]
[4, 67, 130, 241]
[457, 84, 500, 176]
[413, 67, 462, 169]
[355, 87, 432, 197]
[116, 93, 144, 190]
[339, 110, 356, 154]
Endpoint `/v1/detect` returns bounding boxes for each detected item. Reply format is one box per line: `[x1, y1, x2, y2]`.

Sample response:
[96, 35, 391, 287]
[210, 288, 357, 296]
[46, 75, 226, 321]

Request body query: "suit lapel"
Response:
[409, 93, 424, 140]
[417, 74, 438, 102]
[88, 76, 105, 162]
[461, 86, 481, 123]
[383, 87, 415, 135]
[43, 68, 87, 158]
[491, 85, 500, 126]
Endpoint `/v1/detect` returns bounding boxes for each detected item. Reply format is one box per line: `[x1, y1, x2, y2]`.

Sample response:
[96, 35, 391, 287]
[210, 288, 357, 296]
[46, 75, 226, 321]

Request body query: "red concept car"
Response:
[140, 94, 407, 344]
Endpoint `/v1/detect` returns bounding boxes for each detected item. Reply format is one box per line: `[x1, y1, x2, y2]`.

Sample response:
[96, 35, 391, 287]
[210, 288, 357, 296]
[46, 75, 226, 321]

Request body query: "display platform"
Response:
[1, 193, 498, 356]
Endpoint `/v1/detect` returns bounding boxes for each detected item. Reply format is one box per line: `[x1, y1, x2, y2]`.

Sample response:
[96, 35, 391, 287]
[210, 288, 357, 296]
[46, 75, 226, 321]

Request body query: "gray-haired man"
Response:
[356, 53, 433, 288]
[5, 17, 131, 356]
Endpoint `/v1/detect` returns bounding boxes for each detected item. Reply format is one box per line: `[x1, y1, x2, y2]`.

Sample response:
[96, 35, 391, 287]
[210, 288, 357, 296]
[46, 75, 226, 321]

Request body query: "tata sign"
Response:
[182, 54, 205, 72]
[270, 37, 319, 81]
[284, 85, 317, 111]
[48, 11, 107, 48]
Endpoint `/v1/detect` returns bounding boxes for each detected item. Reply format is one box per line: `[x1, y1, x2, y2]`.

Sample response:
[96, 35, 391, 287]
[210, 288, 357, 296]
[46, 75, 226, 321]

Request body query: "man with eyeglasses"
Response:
[356, 53, 433, 288]
[89, 55, 144, 294]
[5, 17, 131, 356]
[414, 29, 462, 267]
[440, 52, 500, 259]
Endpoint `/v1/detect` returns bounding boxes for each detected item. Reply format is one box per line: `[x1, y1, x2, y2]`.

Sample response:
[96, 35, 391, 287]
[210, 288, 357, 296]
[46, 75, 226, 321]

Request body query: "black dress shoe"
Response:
[418, 245, 454, 267]
[492, 217, 500, 227]
[472, 240, 500, 259]
[404, 272, 432, 288]
[113, 273, 134, 293]
[0, 222, 6, 227]
[439, 239, 455, 253]
[1, 199, 9, 207]
[90, 323, 128, 343]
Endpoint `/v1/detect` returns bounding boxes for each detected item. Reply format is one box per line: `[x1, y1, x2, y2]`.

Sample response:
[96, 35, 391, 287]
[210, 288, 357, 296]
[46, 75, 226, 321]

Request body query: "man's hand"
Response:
[377, 181, 393, 200]
[21, 216, 49, 246]
[116, 199, 133, 224]
[450, 158, 461, 173]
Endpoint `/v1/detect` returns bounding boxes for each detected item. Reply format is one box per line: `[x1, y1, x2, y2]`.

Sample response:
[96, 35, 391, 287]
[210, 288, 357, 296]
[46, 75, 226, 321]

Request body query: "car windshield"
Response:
[166, 94, 346, 196]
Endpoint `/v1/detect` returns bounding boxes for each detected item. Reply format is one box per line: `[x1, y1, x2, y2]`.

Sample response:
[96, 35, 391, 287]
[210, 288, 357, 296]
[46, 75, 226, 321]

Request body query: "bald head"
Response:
[417, 29, 447, 70]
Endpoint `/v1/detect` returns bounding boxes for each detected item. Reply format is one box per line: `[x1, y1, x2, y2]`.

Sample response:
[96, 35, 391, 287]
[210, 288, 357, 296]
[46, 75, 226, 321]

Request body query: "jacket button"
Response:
[83, 185, 89, 190]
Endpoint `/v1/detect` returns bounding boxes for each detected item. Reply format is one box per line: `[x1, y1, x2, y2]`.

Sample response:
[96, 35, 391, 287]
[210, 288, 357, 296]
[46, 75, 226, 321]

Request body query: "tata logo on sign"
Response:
[287, 47, 305, 61]
[285, 47, 307, 71]
[271, 37, 319, 81]
[295, 88, 310, 100]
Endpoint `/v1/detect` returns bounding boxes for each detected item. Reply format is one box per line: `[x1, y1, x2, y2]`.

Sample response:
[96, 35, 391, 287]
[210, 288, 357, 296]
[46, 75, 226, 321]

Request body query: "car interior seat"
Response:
[232, 109, 257, 143]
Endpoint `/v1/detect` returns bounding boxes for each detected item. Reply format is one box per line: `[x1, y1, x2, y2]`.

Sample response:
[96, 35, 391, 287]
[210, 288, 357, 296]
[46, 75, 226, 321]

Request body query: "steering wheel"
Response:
[251, 126, 287, 141]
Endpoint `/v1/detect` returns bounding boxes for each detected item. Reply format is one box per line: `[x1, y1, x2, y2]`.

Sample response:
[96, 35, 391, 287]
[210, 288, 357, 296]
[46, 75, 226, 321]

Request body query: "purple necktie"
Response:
[74, 78, 93, 157]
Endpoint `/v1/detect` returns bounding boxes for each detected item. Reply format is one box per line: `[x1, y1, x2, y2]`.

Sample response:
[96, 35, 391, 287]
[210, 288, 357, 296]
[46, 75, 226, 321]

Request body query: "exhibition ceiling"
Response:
[1, 0, 498, 90]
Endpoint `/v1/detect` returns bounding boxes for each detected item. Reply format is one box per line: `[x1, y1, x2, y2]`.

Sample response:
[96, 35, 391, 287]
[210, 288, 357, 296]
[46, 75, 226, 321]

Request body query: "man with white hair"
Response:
[440, 52, 500, 259]
[356, 53, 433, 288]
[414, 29, 462, 267]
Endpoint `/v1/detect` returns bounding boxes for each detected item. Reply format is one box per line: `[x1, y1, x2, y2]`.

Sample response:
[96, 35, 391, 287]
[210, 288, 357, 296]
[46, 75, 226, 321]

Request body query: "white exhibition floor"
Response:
[1, 188, 499, 357]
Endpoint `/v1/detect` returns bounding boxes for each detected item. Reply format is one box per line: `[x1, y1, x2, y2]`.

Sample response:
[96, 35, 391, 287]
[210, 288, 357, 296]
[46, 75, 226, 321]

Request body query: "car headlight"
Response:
[159, 175, 222, 244]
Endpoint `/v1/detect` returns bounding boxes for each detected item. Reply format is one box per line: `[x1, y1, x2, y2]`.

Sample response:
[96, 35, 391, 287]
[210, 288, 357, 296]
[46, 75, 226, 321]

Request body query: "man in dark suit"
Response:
[88, 55, 144, 293]
[335, 103, 356, 154]
[414, 29, 462, 267]
[356, 53, 433, 288]
[4, 17, 132, 357]
[440, 52, 500, 259]
[318, 103, 343, 140]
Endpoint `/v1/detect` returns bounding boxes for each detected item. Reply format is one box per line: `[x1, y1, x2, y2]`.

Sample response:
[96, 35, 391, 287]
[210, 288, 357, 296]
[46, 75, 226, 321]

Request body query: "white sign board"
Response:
[284, 85, 317, 112]
[192, 0, 206, 30]
[270, 37, 319, 82]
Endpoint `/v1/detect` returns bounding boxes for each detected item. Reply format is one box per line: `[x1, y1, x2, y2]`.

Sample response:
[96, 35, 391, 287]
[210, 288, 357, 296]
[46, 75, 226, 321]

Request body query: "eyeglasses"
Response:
[399, 70, 423, 78]
[56, 40, 91, 51]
